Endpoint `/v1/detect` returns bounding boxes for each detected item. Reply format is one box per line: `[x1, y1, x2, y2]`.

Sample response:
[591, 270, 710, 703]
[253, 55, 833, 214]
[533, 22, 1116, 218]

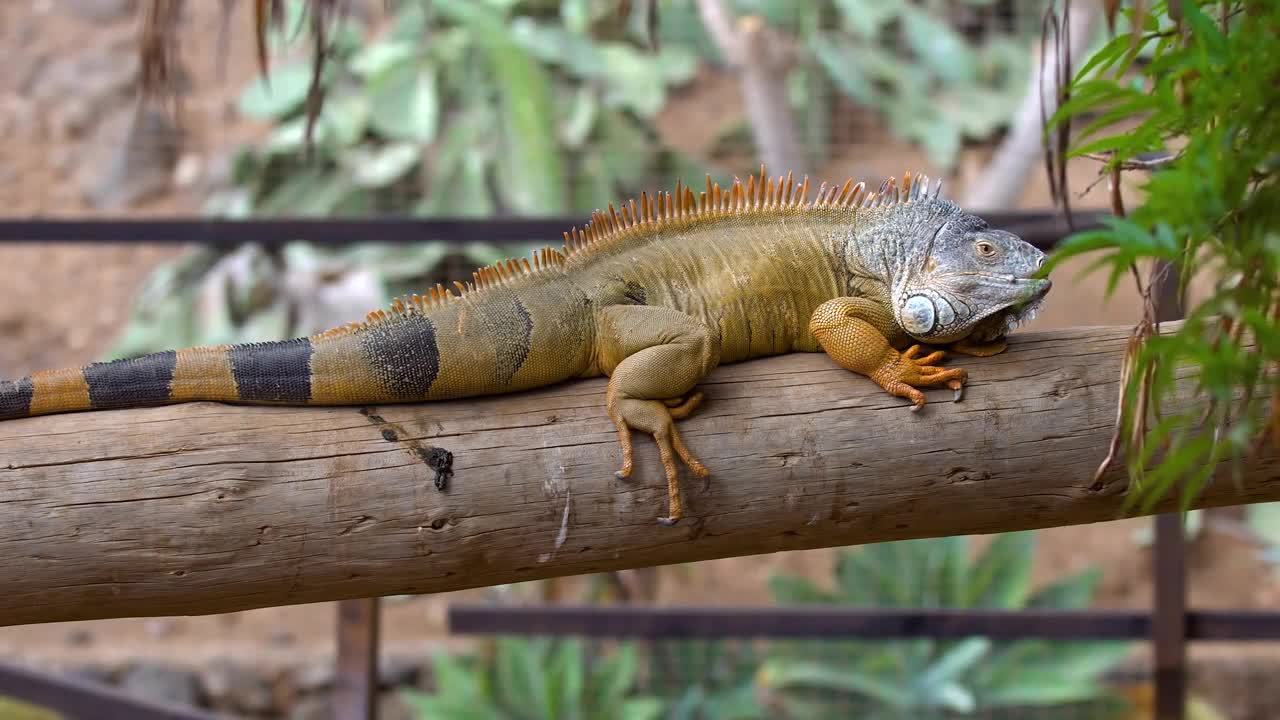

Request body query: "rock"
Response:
[66, 0, 138, 23]
[201, 659, 276, 715]
[119, 663, 202, 708]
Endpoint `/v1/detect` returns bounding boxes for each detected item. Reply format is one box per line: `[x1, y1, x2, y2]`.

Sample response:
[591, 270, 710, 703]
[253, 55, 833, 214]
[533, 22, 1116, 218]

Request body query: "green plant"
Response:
[401, 638, 663, 720]
[674, 0, 1042, 170]
[1042, 1, 1279, 510]
[645, 639, 765, 720]
[757, 533, 1132, 719]
[208, 0, 702, 220]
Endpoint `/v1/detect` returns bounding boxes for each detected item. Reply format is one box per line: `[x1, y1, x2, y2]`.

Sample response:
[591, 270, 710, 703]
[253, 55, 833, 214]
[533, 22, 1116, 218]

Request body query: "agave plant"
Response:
[401, 638, 663, 720]
[644, 639, 765, 720]
[757, 532, 1134, 719]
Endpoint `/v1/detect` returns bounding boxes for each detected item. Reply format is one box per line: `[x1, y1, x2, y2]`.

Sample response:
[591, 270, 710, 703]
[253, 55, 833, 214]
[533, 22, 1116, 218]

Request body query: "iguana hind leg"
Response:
[597, 306, 720, 525]
[809, 297, 966, 410]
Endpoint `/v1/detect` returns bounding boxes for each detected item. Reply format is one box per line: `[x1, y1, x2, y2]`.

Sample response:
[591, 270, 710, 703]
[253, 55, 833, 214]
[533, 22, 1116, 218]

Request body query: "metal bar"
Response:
[1152, 257, 1188, 720]
[0, 211, 1106, 249]
[333, 598, 381, 720]
[0, 661, 218, 720]
[449, 604, 1280, 641]
[450, 604, 1152, 639]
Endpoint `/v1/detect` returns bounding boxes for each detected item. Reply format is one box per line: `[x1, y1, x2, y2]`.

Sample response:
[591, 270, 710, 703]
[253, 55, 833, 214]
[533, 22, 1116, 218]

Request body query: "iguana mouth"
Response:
[1001, 279, 1052, 332]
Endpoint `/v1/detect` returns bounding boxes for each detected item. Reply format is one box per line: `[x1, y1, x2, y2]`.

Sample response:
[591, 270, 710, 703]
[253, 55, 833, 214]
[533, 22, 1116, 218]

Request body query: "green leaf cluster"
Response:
[758, 533, 1133, 719]
[212, 0, 703, 221]
[1043, 1, 1280, 511]
[801, 0, 1042, 168]
[401, 638, 663, 720]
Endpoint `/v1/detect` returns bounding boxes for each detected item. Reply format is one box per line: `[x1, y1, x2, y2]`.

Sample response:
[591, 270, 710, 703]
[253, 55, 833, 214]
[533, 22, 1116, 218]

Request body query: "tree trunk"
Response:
[1, 322, 1275, 626]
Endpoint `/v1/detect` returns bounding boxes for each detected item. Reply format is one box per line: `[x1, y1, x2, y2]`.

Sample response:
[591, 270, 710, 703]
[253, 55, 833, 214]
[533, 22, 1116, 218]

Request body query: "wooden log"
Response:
[1, 323, 1275, 626]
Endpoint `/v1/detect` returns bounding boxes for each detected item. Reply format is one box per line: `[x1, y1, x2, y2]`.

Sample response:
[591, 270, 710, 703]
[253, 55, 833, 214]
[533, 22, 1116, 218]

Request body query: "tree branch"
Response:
[962, 3, 1100, 210]
[695, 0, 806, 176]
[1, 322, 1275, 626]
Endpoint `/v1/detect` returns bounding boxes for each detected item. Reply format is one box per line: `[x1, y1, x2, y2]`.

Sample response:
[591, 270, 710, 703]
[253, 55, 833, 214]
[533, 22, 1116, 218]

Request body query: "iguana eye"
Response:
[975, 240, 997, 257]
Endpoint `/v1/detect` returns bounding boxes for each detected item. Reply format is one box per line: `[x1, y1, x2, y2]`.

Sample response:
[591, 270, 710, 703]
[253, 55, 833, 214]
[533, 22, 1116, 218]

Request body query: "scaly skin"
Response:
[0, 167, 1050, 524]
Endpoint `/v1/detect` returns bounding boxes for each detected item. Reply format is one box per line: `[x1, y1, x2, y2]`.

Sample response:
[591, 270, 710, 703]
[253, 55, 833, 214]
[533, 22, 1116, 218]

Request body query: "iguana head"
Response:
[889, 209, 1051, 345]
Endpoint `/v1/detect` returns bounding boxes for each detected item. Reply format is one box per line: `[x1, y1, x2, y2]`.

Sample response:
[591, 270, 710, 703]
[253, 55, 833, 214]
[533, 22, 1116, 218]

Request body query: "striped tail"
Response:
[0, 341, 318, 421]
[1, 284, 595, 421]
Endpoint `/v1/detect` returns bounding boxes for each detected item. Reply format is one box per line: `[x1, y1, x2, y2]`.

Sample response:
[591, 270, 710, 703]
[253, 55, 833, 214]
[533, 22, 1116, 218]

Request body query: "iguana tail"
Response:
[1, 268, 595, 421]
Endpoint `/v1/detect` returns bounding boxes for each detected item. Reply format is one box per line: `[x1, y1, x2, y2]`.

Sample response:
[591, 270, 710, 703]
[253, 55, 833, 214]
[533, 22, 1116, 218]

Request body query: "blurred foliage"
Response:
[401, 638, 663, 720]
[644, 639, 764, 719]
[207, 0, 704, 220]
[769, 0, 1045, 169]
[1042, 0, 1279, 511]
[756, 532, 1132, 719]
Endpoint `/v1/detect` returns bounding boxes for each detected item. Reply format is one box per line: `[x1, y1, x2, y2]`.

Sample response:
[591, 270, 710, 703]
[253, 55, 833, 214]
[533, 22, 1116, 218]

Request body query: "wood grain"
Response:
[1, 323, 1276, 626]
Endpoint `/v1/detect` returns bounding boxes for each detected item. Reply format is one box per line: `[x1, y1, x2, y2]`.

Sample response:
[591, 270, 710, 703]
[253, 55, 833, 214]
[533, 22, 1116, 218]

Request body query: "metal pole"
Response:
[333, 598, 381, 720]
[1152, 258, 1187, 720]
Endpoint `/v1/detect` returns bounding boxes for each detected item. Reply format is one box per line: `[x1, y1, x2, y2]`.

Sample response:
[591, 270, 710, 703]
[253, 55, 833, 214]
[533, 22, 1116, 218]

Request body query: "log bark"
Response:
[1, 323, 1276, 626]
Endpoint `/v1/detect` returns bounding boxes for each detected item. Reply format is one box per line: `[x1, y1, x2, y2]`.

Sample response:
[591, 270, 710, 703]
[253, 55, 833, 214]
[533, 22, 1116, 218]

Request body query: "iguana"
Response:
[0, 167, 1049, 524]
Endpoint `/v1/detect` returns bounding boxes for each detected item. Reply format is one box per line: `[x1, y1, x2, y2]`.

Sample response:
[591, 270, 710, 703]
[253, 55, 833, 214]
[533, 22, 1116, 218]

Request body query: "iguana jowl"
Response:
[0, 167, 1050, 524]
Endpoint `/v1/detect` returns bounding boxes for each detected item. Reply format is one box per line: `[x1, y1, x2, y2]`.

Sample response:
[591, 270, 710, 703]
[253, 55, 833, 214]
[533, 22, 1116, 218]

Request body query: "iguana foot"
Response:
[608, 394, 709, 525]
[870, 344, 968, 411]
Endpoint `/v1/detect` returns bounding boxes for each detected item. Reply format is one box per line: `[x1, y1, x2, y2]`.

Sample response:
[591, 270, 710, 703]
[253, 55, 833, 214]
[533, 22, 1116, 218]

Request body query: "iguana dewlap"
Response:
[0, 168, 1050, 524]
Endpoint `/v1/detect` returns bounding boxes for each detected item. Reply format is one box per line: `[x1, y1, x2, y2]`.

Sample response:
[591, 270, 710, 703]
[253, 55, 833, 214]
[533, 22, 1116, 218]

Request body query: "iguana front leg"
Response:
[809, 297, 966, 410]
[596, 305, 720, 525]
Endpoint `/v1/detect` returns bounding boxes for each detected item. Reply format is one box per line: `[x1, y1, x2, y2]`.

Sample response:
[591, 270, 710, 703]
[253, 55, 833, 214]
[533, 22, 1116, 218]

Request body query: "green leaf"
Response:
[342, 143, 421, 188]
[756, 659, 912, 708]
[930, 682, 977, 713]
[619, 698, 664, 720]
[768, 575, 839, 605]
[548, 639, 585, 720]
[349, 40, 418, 77]
[369, 62, 440, 143]
[1026, 567, 1101, 610]
[599, 44, 669, 116]
[238, 63, 314, 119]
[812, 34, 874, 105]
[560, 86, 597, 148]
[591, 643, 639, 705]
[494, 638, 549, 715]
[319, 92, 371, 146]
[965, 532, 1035, 609]
[916, 637, 990, 691]
[832, 0, 899, 38]
[899, 6, 975, 83]
[400, 689, 497, 720]
[434, 0, 567, 213]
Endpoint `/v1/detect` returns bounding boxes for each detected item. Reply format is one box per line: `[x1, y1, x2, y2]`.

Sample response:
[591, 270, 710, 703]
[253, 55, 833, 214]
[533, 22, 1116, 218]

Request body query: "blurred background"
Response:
[0, 1, 1277, 718]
